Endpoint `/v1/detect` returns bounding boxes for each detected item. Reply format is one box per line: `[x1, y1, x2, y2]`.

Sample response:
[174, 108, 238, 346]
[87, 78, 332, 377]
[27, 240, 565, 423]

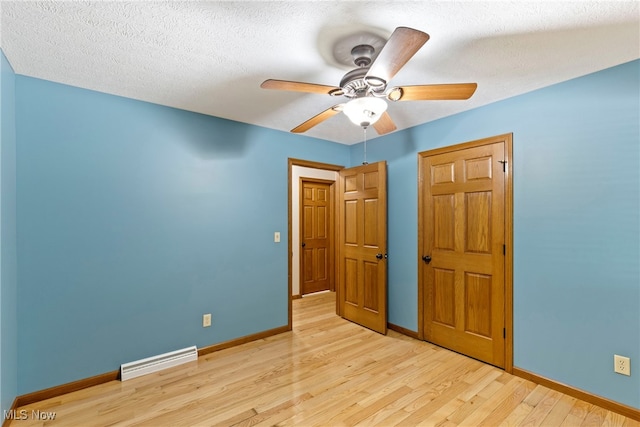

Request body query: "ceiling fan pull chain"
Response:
[362, 125, 369, 165]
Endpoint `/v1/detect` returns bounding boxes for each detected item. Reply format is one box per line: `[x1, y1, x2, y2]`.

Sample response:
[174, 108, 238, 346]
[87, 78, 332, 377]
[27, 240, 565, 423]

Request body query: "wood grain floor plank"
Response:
[458, 377, 536, 426]
[519, 389, 564, 426]
[498, 401, 535, 427]
[475, 378, 537, 426]
[582, 405, 609, 427]
[623, 417, 640, 427]
[561, 400, 594, 426]
[447, 394, 489, 425]
[542, 394, 579, 426]
[603, 411, 628, 427]
[354, 387, 440, 426]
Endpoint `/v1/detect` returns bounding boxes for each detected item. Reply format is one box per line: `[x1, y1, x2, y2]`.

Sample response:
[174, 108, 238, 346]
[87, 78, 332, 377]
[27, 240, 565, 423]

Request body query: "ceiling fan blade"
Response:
[291, 105, 343, 133]
[392, 83, 478, 101]
[373, 111, 397, 135]
[261, 79, 340, 95]
[365, 27, 430, 86]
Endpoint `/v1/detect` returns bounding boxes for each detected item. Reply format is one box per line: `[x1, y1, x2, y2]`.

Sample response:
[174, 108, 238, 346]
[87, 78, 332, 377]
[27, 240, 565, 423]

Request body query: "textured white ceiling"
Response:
[1, 1, 638, 144]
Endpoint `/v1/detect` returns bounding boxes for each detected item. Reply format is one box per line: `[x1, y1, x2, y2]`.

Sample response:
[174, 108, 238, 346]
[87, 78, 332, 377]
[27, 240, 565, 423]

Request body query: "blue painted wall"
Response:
[15, 76, 350, 394]
[1, 50, 18, 414]
[350, 60, 640, 408]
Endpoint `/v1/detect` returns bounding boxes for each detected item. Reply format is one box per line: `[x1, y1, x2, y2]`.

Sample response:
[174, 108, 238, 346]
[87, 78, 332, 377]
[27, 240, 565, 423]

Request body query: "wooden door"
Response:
[420, 138, 508, 368]
[300, 180, 333, 295]
[338, 161, 387, 334]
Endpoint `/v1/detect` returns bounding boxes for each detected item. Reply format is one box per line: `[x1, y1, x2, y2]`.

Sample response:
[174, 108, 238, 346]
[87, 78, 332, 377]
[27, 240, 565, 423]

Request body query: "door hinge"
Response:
[503, 328, 506, 339]
[499, 160, 506, 172]
[503, 244, 506, 255]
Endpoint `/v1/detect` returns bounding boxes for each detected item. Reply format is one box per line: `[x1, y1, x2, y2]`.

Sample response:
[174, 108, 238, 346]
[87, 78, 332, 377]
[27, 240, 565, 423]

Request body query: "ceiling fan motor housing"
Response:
[339, 68, 370, 98]
[334, 44, 388, 98]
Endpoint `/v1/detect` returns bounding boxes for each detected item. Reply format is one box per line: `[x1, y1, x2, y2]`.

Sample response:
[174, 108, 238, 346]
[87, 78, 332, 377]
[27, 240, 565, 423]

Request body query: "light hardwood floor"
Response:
[11, 292, 639, 426]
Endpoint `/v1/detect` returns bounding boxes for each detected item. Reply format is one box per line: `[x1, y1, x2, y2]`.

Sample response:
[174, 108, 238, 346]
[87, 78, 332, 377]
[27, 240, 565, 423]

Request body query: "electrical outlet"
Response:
[202, 313, 211, 328]
[614, 354, 630, 376]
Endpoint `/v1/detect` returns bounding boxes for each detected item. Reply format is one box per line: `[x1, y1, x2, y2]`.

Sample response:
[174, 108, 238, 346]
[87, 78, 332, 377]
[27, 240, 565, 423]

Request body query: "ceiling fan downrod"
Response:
[351, 44, 374, 68]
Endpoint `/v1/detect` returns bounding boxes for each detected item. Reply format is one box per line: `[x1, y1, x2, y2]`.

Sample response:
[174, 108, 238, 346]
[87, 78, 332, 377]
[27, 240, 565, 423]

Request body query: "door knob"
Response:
[376, 253, 384, 260]
[422, 255, 432, 264]
[301, 242, 306, 247]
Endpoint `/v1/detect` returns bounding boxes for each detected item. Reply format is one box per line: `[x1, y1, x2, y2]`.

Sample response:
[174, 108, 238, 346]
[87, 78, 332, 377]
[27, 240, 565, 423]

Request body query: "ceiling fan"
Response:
[261, 26, 478, 136]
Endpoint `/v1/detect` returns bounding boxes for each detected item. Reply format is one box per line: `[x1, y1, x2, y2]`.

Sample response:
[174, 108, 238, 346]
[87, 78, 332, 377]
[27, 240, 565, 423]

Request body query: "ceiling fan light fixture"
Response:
[343, 97, 388, 127]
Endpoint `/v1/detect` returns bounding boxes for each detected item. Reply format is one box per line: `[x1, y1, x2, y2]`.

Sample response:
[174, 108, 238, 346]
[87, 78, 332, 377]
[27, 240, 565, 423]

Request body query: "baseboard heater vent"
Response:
[120, 345, 198, 381]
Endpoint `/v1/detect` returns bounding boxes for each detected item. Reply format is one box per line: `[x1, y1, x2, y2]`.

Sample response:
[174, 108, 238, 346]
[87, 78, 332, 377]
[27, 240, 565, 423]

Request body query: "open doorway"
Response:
[288, 158, 343, 327]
